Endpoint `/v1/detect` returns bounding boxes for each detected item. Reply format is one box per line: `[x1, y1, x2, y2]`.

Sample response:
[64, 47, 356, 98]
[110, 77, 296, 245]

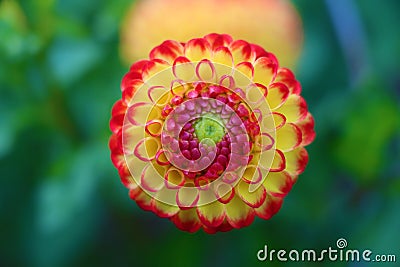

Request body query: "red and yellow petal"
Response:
[149, 40, 184, 64]
[204, 33, 233, 50]
[284, 147, 309, 176]
[230, 40, 255, 64]
[263, 171, 293, 197]
[225, 195, 255, 229]
[297, 112, 316, 146]
[196, 201, 226, 228]
[184, 38, 212, 61]
[171, 209, 202, 233]
[276, 123, 302, 152]
[255, 194, 283, 220]
[253, 56, 277, 86]
[236, 181, 267, 208]
[275, 94, 308, 122]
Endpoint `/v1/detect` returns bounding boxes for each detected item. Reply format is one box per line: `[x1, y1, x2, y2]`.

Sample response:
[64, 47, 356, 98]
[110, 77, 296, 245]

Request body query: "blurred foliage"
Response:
[0, 0, 399, 266]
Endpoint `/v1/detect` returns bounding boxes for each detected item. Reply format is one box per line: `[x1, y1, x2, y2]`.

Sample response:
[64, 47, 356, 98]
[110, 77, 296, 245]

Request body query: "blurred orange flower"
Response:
[120, 0, 303, 68]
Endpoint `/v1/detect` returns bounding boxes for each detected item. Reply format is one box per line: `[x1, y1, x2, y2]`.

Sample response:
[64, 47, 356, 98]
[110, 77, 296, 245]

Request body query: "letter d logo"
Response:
[257, 245, 268, 261]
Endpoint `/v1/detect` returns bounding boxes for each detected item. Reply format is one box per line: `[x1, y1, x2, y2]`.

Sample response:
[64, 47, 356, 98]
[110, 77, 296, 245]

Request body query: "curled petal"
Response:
[215, 182, 235, 204]
[145, 119, 163, 137]
[164, 167, 185, 189]
[172, 56, 195, 81]
[234, 62, 254, 87]
[155, 149, 170, 166]
[195, 59, 216, 82]
[236, 181, 267, 208]
[272, 112, 286, 130]
[242, 165, 263, 184]
[134, 137, 160, 162]
[270, 149, 286, 172]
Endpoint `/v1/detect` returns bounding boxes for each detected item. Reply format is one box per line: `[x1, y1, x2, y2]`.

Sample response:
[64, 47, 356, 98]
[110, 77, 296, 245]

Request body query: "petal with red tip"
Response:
[230, 40, 255, 64]
[225, 195, 255, 229]
[276, 123, 302, 152]
[149, 40, 184, 64]
[184, 38, 212, 61]
[134, 190, 153, 211]
[122, 79, 144, 105]
[284, 147, 309, 176]
[253, 56, 277, 86]
[254, 194, 283, 220]
[267, 82, 290, 109]
[151, 198, 180, 218]
[204, 33, 233, 50]
[251, 44, 270, 59]
[263, 171, 293, 197]
[297, 112, 316, 146]
[171, 209, 202, 233]
[203, 220, 233, 234]
[236, 181, 267, 208]
[196, 201, 225, 228]
[142, 59, 173, 87]
[212, 47, 234, 77]
[275, 94, 308, 122]
[123, 60, 149, 82]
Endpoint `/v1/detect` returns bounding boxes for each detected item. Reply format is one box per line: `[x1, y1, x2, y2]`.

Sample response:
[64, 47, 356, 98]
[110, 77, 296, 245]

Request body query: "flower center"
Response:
[193, 115, 225, 143]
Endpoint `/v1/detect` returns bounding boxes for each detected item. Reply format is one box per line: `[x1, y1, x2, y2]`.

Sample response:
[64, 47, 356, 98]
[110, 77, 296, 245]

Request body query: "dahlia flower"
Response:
[120, 0, 303, 68]
[110, 34, 315, 233]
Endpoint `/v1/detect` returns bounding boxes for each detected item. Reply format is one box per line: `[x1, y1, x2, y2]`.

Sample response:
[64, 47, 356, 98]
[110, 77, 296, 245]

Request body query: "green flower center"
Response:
[194, 115, 225, 143]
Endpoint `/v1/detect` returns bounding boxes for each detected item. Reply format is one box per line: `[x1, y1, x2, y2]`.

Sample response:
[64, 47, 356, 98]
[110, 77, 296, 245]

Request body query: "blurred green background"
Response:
[1, 0, 399, 266]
